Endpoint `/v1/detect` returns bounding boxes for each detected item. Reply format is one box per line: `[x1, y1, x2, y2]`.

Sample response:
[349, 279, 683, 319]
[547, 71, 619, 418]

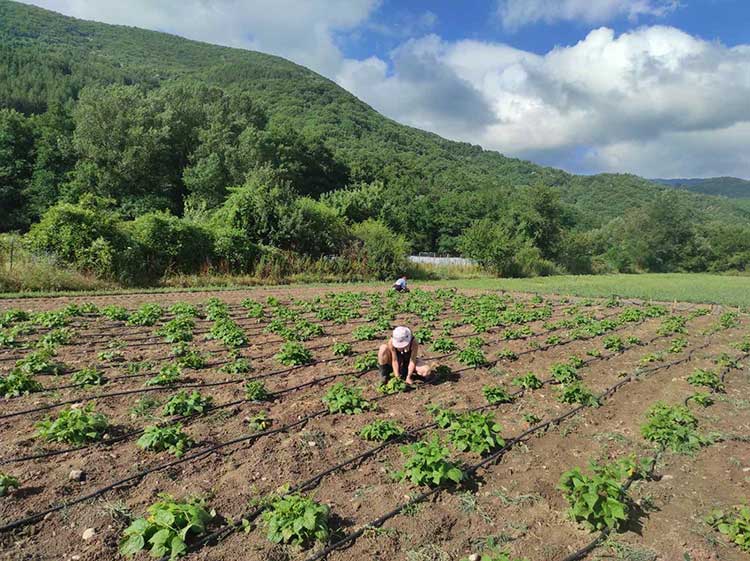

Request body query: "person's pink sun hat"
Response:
[391, 326, 412, 349]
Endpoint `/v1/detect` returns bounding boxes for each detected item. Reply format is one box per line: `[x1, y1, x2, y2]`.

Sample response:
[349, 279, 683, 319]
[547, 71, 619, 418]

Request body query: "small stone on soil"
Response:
[69, 469, 85, 481]
[82, 528, 96, 541]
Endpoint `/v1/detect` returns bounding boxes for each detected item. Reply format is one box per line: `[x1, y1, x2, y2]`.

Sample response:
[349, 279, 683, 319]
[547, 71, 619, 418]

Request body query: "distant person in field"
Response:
[393, 275, 409, 293]
[378, 326, 431, 386]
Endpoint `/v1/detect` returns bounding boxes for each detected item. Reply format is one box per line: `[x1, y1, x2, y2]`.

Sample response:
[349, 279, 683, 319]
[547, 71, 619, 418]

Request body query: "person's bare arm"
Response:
[390, 344, 399, 376]
[407, 341, 419, 378]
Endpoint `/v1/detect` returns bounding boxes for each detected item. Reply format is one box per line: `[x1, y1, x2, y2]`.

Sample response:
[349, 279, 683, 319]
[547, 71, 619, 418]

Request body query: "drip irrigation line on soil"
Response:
[0, 304, 655, 422]
[299, 344, 710, 561]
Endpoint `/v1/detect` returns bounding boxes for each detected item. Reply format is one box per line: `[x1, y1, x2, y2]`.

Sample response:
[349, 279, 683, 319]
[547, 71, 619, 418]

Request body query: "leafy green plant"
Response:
[322, 382, 373, 414]
[146, 364, 182, 387]
[715, 352, 740, 369]
[395, 435, 463, 487]
[275, 342, 313, 366]
[482, 385, 514, 405]
[360, 419, 405, 442]
[558, 382, 599, 407]
[669, 337, 688, 353]
[34, 310, 70, 329]
[119, 495, 214, 559]
[101, 305, 129, 321]
[15, 349, 64, 375]
[71, 367, 107, 387]
[687, 368, 724, 392]
[603, 335, 625, 352]
[36, 404, 109, 444]
[244, 381, 271, 401]
[550, 363, 580, 384]
[97, 349, 125, 363]
[246, 411, 272, 431]
[444, 411, 505, 455]
[37, 327, 75, 349]
[706, 506, 750, 553]
[176, 349, 207, 370]
[156, 316, 195, 343]
[169, 303, 199, 317]
[523, 413, 541, 424]
[639, 352, 664, 365]
[163, 391, 213, 416]
[545, 335, 562, 346]
[353, 351, 378, 372]
[413, 327, 432, 344]
[220, 356, 252, 374]
[457, 346, 487, 367]
[0, 370, 43, 397]
[377, 376, 407, 394]
[431, 337, 457, 353]
[641, 402, 709, 453]
[137, 424, 194, 457]
[352, 325, 380, 341]
[331, 342, 353, 356]
[687, 392, 714, 407]
[512, 372, 542, 390]
[657, 315, 687, 336]
[241, 299, 265, 319]
[262, 493, 330, 547]
[204, 297, 229, 320]
[127, 304, 164, 326]
[497, 348, 518, 361]
[207, 317, 247, 348]
[459, 551, 527, 561]
[0, 473, 20, 496]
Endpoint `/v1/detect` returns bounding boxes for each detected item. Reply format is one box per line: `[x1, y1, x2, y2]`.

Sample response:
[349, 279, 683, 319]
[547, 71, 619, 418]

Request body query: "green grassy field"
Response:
[429, 273, 750, 307]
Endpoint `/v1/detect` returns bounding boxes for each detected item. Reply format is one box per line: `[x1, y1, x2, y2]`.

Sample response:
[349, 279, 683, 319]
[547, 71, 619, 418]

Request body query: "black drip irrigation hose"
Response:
[298, 344, 710, 561]
[0, 305, 621, 416]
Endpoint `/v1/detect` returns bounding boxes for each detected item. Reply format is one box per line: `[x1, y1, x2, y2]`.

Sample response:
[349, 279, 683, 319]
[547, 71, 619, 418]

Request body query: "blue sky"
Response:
[21, 0, 750, 178]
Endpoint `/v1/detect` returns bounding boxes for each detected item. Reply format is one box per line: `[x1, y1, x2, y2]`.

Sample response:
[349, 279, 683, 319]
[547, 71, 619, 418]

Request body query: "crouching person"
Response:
[378, 326, 431, 386]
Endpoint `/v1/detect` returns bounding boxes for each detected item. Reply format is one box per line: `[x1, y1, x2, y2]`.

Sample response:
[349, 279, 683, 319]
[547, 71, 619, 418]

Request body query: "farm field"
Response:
[0, 286, 749, 561]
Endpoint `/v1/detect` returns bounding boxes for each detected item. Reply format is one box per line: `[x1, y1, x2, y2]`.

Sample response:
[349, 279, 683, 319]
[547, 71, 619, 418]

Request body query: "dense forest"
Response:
[653, 177, 750, 199]
[2, 0, 750, 285]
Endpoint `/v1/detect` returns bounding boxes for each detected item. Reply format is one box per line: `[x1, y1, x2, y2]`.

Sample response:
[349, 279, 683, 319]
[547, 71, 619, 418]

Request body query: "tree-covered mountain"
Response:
[652, 177, 750, 199]
[2, 0, 750, 283]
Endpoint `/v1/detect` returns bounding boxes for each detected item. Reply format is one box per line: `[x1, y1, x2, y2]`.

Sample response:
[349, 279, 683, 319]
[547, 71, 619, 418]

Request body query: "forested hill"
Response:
[3, 0, 750, 282]
[652, 177, 750, 199]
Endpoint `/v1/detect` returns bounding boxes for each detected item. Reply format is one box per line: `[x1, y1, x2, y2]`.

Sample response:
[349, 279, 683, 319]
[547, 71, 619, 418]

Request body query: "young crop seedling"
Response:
[36, 404, 109, 444]
[687, 392, 714, 407]
[497, 348, 518, 361]
[119, 494, 214, 560]
[126, 304, 164, 326]
[445, 411, 505, 455]
[34, 310, 70, 329]
[512, 372, 543, 390]
[246, 411, 272, 431]
[603, 335, 625, 352]
[413, 327, 433, 344]
[706, 506, 750, 553]
[244, 381, 271, 402]
[377, 376, 407, 395]
[204, 297, 229, 320]
[523, 413, 541, 425]
[431, 337, 458, 353]
[146, 364, 182, 387]
[0, 370, 43, 397]
[137, 424, 194, 457]
[156, 316, 195, 343]
[322, 382, 373, 414]
[262, 493, 330, 547]
[163, 390, 213, 416]
[353, 351, 378, 372]
[101, 305, 129, 321]
[395, 435, 463, 487]
[176, 349, 208, 370]
[97, 349, 125, 364]
[220, 356, 252, 374]
[558, 382, 600, 407]
[15, 349, 65, 375]
[460, 552, 528, 561]
[715, 352, 741, 369]
[0, 472, 20, 496]
[457, 346, 487, 367]
[545, 335, 562, 346]
[71, 367, 107, 387]
[275, 342, 313, 366]
[669, 337, 688, 353]
[687, 368, 725, 392]
[641, 402, 709, 453]
[169, 302, 199, 318]
[331, 342, 353, 356]
[241, 298, 265, 319]
[352, 325, 380, 341]
[550, 363, 580, 385]
[207, 317, 247, 348]
[482, 385, 514, 405]
[360, 419, 406, 442]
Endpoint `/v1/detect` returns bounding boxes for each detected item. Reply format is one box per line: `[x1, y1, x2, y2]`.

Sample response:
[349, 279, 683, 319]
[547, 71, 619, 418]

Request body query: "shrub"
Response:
[0, 473, 20, 497]
[262, 493, 330, 547]
[163, 391, 213, 416]
[322, 383, 373, 414]
[137, 424, 194, 457]
[36, 404, 109, 444]
[395, 435, 463, 487]
[360, 419, 405, 442]
[350, 220, 409, 280]
[119, 495, 214, 559]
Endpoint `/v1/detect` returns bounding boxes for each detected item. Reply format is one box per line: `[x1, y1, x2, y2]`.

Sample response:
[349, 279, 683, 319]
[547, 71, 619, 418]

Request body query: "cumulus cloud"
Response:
[22, 0, 378, 76]
[497, 0, 680, 30]
[337, 26, 750, 177]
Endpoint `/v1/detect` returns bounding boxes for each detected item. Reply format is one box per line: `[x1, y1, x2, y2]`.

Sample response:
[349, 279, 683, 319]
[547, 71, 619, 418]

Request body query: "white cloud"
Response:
[497, 0, 680, 30]
[22, 0, 378, 76]
[337, 26, 750, 177]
